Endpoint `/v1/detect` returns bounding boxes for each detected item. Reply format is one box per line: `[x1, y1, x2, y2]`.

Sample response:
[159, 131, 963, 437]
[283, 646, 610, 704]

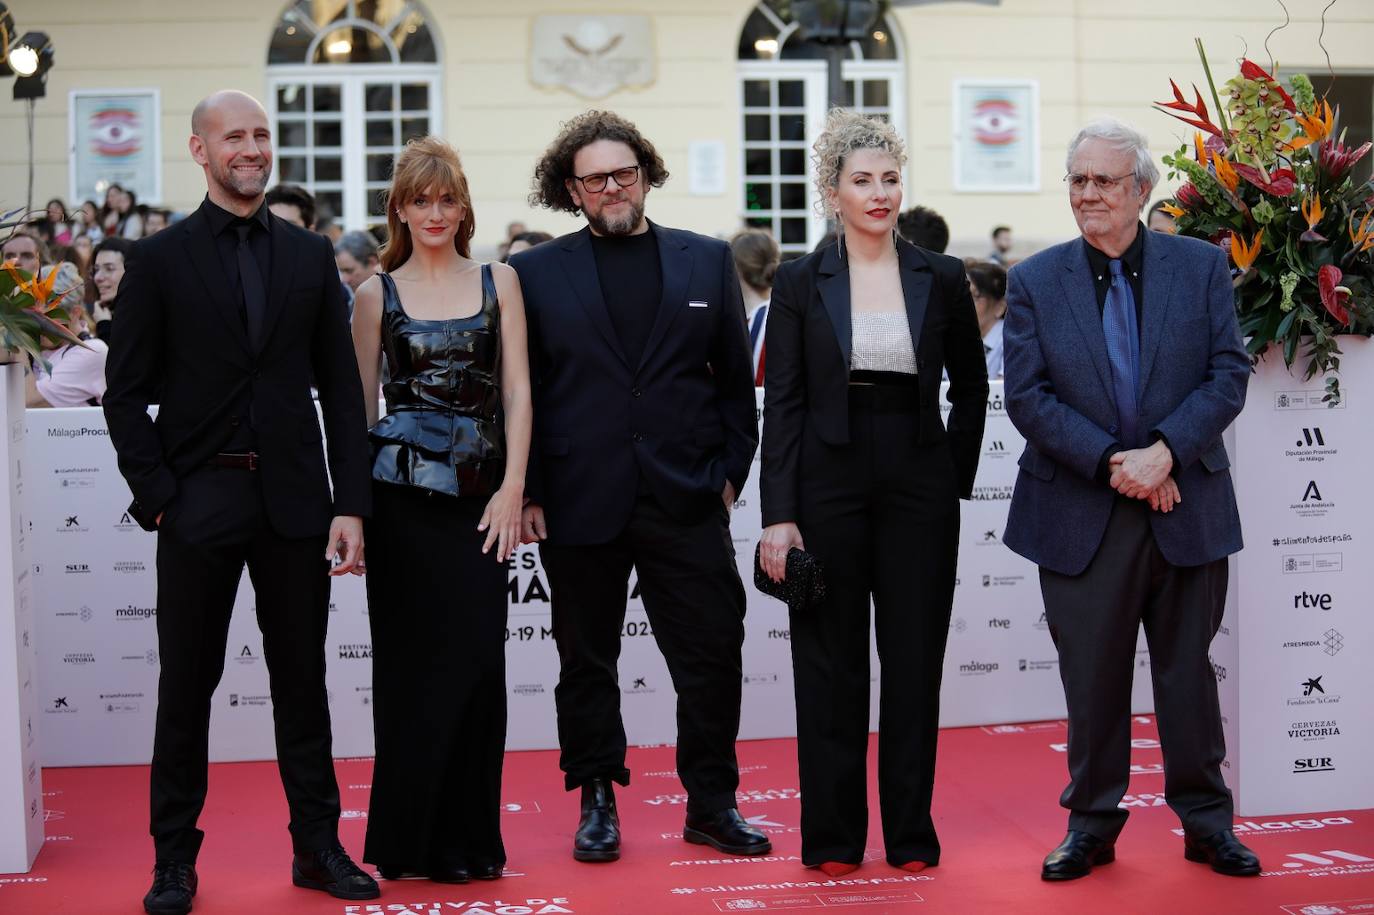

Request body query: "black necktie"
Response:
[234, 223, 267, 350]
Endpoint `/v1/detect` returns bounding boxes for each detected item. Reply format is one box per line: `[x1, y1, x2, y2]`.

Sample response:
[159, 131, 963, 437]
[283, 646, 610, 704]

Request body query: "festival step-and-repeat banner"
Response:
[25, 384, 1156, 767]
[1219, 338, 1373, 816]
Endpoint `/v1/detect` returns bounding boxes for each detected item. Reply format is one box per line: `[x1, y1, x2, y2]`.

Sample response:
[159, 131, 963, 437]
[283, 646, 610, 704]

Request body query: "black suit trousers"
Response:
[1039, 496, 1233, 841]
[539, 493, 746, 817]
[150, 466, 339, 862]
[790, 390, 959, 867]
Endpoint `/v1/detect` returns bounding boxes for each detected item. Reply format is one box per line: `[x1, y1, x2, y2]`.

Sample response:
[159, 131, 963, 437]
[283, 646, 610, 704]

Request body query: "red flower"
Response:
[1155, 79, 1225, 137]
[1231, 163, 1295, 196]
[1238, 59, 1297, 111]
[1174, 182, 1205, 210]
[1317, 265, 1352, 327]
[1317, 139, 1372, 181]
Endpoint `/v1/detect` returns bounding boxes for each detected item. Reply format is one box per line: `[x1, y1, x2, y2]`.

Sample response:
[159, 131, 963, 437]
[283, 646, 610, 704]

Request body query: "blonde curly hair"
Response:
[811, 108, 907, 217]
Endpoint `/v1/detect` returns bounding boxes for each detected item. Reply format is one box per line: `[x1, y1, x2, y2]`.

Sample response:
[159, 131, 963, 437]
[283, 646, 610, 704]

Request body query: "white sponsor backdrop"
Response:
[1222, 337, 1372, 816]
[24, 383, 1155, 767]
[1, 364, 44, 873]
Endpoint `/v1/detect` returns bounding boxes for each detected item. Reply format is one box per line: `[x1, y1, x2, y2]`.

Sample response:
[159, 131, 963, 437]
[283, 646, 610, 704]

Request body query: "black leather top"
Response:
[368, 264, 505, 497]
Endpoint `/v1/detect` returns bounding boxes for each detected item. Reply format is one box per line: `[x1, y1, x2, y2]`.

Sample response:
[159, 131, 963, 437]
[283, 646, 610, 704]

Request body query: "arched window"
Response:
[266, 1, 441, 235]
[737, 1, 905, 257]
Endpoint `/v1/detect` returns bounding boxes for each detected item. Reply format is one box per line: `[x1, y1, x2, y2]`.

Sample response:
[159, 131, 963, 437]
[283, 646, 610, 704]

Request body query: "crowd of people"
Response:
[0, 84, 1257, 915]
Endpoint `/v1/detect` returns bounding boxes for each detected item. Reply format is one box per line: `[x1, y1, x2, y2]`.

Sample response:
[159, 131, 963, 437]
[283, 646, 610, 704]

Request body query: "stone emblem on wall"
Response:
[530, 15, 655, 99]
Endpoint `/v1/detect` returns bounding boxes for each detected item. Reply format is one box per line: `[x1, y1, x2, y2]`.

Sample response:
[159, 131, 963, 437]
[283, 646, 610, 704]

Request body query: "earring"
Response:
[836, 218, 844, 261]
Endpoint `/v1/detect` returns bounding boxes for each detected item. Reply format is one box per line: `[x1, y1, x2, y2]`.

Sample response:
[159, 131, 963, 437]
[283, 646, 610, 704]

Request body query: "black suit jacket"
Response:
[760, 238, 989, 527]
[103, 199, 371, 537]
[510, 222, 757, 545]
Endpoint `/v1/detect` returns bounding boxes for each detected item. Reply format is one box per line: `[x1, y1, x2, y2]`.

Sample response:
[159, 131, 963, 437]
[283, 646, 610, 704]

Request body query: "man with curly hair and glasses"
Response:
[509, 110, 766, 865]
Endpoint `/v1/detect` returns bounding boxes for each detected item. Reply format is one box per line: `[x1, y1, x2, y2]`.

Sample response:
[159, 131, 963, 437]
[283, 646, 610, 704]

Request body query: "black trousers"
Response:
[791, 387, 959, 867]
[1039, 495, 1233, 841]
[150, 465, 338, 863]
[539, 493, 746, 817]
[363, 483, 507, 871]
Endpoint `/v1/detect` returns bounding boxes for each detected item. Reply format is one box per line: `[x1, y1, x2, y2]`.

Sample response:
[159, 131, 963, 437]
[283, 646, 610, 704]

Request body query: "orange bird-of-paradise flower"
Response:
[1350, 210, 1374, 254]
[2, 260, 60, 307]
[1230, 229, 1264, 271]
[1194, 132, 1207, 162]
[1160, 202, 1186, 218]
[1211, 151, 1240, 194]
[1286, 99, 1335, 152]
[1301, 192, 1327, 241]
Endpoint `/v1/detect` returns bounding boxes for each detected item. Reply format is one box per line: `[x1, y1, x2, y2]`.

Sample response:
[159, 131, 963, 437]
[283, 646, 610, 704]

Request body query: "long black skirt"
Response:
[362, 481, 508, 872]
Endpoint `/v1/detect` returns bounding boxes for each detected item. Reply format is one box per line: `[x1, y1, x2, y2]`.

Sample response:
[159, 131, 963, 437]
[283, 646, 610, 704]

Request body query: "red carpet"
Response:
[10, 716, 1374, 914]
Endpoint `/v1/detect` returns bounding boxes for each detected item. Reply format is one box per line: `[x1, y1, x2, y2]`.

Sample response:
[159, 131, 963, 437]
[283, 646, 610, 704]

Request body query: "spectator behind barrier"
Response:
[25, 261, 109, 407]
[266, 183, 317, 230]
[896, 205, 950, 253]
[335, 230, 380, 292]
[90, 236, 135, 345]
[729, 228, 779, 386]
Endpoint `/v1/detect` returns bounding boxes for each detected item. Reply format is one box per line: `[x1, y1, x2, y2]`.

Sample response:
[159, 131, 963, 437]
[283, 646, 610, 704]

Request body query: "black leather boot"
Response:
[573, 778, 621, 862]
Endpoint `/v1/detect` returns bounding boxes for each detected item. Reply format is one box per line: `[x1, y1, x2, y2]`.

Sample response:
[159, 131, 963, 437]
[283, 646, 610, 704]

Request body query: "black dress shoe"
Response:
[684, 808, 773, 856]
[427, 861, 470, 884]
[292, 845, 381, 899]
[1041, 830, 1115, 881]
[144, 861, 197, 915]
[574, 778, 621, 862]
[470, 861, 504, 880]
[1184, 828, 1261, 876]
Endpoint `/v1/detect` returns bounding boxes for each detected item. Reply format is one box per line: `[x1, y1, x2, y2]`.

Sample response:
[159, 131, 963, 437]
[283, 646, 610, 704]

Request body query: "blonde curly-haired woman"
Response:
[758, 109, 988, 876]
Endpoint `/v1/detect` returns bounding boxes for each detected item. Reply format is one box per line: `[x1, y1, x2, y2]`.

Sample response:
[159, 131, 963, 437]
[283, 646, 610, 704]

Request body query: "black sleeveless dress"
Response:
[362, 265, 508, 875]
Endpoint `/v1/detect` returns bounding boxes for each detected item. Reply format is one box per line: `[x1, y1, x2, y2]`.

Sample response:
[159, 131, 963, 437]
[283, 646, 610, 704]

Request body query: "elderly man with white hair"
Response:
[1002, 118, 1258, 881]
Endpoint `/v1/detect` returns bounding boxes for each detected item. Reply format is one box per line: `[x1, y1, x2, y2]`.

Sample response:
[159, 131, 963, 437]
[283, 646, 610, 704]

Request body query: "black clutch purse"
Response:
[753, 543, 827, 611]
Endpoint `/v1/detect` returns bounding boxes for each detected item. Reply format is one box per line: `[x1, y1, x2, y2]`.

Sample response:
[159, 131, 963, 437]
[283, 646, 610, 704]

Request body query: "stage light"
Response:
[9, 31, 49, 77]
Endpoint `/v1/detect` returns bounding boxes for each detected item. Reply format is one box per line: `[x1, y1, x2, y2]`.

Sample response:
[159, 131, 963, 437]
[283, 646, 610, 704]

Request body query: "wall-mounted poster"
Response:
[68, 89, 162, 205]
[952, 80, 1039, 193]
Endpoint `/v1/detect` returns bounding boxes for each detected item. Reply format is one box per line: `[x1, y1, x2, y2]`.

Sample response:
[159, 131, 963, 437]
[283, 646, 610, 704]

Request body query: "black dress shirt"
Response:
[204, 197, 271, 451]
[204, 196, 272, 334]
[1082, 220, 1145, 333]
[592, 225, 662, 369]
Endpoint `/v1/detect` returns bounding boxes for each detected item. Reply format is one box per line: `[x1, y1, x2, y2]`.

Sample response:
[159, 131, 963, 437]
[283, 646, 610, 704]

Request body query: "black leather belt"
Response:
[208, 452, 259, 470]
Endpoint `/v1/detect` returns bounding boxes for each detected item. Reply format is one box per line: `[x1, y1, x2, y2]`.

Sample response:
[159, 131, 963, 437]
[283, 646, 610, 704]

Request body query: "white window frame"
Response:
[266, 65, 442, 231]
[736, 5, 906, 254]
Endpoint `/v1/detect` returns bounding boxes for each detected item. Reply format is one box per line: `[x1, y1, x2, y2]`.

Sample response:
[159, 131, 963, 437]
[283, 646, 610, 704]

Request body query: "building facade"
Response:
[2, 0, 1371, 256]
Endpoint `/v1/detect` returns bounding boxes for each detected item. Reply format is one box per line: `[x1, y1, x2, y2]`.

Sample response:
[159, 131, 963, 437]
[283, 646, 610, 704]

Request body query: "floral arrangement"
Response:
[1156, 40, 1373, 403]
[1, 207, 87, 364]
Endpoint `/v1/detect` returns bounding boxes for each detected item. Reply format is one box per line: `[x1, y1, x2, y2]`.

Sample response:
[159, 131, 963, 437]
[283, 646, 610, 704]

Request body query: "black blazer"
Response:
[510, 222, 757, 545]
[102, 199, 371, 536]
[760, 238, 989, 527]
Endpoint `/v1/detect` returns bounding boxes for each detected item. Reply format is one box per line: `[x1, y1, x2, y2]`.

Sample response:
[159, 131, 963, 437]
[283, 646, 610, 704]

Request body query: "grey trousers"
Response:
[1039, 496, 1233, 841]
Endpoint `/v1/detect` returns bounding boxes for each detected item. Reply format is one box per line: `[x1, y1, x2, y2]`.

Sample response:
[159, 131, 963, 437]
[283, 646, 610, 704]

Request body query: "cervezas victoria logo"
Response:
[1287, 719, 1340, 741]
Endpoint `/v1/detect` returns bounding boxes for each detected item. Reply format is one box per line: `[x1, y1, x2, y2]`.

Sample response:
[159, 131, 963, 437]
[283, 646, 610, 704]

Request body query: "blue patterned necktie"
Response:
[1103, 258, 1140, 447]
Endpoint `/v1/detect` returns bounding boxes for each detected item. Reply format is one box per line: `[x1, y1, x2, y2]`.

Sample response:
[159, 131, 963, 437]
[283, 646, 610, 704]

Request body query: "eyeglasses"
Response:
[571, 165, 641, 194]
[1064, 172, 1134, 194]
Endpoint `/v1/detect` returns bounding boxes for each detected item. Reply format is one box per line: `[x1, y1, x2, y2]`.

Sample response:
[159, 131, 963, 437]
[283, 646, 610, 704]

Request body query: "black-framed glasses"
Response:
[572, 165, 641, 194]
[1063, 172, 1134, 194]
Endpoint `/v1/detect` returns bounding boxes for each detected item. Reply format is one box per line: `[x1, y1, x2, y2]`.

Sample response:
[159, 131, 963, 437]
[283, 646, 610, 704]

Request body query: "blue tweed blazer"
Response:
[1002, 228, 1249, 575]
